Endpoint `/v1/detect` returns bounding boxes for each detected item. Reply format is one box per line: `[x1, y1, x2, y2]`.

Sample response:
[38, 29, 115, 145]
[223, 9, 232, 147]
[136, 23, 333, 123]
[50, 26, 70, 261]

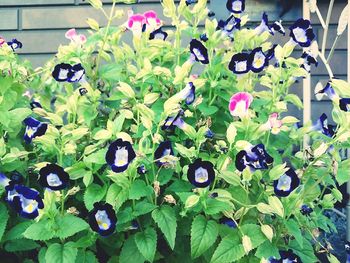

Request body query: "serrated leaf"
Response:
[151, 205, 177, 250]
[254, 240, 279, 259]
[45, 242, 78, 263]
[0, 203, 9, 241]
[191, 215, 218, 259]
[4, 238, 39, 252]
[55, 214, 89, 239]
[210, 234, 245, 263]
[133, 201, 157, 217]
[24, 219, 55, 241]
[4, 221, 31, 241]
[76, 249, 99, 263]
[120, 236, 145, 263]
[285, 219, 303, 248]
[135, 228, 157, 262]
[129, 180, 153, 200]
[240, 224, 267, 249]
[84, 183, 106, 210]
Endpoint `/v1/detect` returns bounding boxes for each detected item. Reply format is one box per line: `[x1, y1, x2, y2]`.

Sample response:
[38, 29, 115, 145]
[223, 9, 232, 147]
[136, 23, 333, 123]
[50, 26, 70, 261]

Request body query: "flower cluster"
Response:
[0, 0, 348, 262]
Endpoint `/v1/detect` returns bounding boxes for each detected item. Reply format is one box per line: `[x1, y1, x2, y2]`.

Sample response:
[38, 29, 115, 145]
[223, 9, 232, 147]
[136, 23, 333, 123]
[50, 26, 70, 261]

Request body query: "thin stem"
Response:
[318, 51, 334, 79]
[326, 35, 339, 62]
[321, 0, 335, 55]
[94, 2, 117, 82]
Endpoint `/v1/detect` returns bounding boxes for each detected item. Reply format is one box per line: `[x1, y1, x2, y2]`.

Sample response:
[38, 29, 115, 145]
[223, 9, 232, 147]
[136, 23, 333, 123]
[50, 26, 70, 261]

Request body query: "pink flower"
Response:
[0, 37, 5, 47]
[127, 13, 146, 37]
[229, 92, 253, 118]
[267, 113, 283, 134]
[260, 113, 289, 134]
[65, 29, 87, 44]
[143, 10, 161, 31]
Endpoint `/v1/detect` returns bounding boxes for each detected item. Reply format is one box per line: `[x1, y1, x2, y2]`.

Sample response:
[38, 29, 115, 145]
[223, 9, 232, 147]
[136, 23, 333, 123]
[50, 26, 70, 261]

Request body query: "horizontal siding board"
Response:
[0, 0, 74, 6]
[21, 4, 167, 29]
[0, 10, 18, 30]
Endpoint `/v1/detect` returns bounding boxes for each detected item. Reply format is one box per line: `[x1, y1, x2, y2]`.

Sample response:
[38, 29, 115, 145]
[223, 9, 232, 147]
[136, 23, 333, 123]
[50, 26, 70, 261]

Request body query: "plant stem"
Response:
[94, 2, 116, 83]
[326, 35, 339, 62]
[321, 0, 335, 55]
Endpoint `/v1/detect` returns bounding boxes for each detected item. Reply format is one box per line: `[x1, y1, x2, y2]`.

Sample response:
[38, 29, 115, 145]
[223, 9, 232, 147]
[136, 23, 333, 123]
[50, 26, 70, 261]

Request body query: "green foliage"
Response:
[0, 0, 348, 262]
[191, 215, 218, 259]
[152, 205, 177, 250]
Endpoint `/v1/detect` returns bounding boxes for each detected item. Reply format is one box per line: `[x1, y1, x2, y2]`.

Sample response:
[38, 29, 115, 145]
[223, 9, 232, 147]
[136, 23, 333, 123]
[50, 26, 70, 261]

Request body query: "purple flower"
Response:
[273, 168, 300, 197]
[6, 183, 44, 219]
[23, 117, 48, 143]
[39, 163, 69, 191]
[105, 139, 136, 173]
[162, 110, 185, 131]
[229, 53, 250, 74]
[226, 0, 245, 14]
[235, 144, 273, 171]
[154, 141, 174, 167]
[255, 13, 273, 35]
[187, 158, 215, 188]
[301, 51, 318, 73]
[271, 20, 285, 35]
[289, 18, 315, 47]
[88, 202, 117, 236]
[7, 39, 22, 51]
[248, 47, 269, 73]
[313, 113, 336, 138]
[190, 39, 209, 64]
[149, 27, 168, 41]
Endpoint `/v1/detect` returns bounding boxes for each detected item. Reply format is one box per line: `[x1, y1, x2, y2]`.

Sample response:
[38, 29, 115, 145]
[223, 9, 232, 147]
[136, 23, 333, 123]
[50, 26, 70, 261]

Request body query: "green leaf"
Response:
[76, 249, 99, 263]
[289, 238, 318, 263]
[205, 199, 231, 215]
[106, 183, 129, 209]
[24, 219, 55, 241]
[4, 221, 31, 241]
[284, 94, 303, 109]
[55, 214, 89, 239]
[4, 239, 39, 252]
[198, 104, 218, 116]
[210, 234, 245, 263]
[285, 219, 303, 248]
[0, 203, 9, 241]
[151, 205, 177, 249]
[45, 242, 78, 263]
[84, 183, 106, 210]
[191, 215, 218, 259]
[135, 228, 157, 262]
[254, 241, 279, 259]
[336, 159, 350, 185]
[129, 179, 153, 200]
[84, 149, 107, 165]
[133, 201, 157, 217]
[120, 236, 146, 263]
[240, 224, 267, 250]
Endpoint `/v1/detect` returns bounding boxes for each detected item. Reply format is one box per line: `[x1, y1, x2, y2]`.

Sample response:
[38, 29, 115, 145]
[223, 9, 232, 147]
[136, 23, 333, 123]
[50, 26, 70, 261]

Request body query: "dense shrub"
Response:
[1, 0, 350, 262]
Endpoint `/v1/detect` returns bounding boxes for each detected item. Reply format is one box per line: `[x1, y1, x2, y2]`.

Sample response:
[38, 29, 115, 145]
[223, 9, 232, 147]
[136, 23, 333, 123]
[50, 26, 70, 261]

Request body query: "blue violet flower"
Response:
[273, 168, 300, 197]
[190, 39, 209, 64]
[39, 163, 69, 191]
[187, 158, 215, 188]
[226, 0, 245, 14]
[23, 117, 48, 143]
[105, 139, 136, 173]
[289, 18, 315, 47]
[154, 140, 174, 167]
[88, 202, 117, 236]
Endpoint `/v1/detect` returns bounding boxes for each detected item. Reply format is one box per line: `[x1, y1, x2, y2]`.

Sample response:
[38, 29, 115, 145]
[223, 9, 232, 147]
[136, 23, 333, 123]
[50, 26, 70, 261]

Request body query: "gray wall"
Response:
[0, 0, 347, 122]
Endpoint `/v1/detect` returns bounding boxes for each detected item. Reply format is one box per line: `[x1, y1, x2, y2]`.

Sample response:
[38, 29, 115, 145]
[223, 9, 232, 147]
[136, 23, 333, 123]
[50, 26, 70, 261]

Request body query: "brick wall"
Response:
[0, 0, 348, 122]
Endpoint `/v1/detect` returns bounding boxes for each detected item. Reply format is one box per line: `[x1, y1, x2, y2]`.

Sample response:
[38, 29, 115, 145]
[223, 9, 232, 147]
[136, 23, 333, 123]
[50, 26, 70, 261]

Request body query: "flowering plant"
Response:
[1, 0, 350, 262]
